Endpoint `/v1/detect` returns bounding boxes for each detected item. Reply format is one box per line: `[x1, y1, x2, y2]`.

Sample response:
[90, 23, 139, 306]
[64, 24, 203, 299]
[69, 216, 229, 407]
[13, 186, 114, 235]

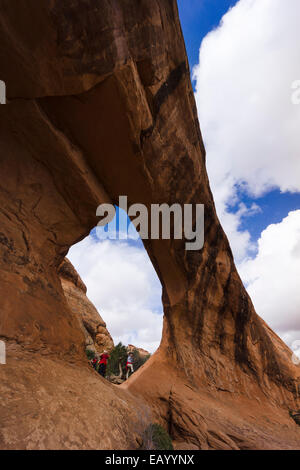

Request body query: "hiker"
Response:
[98, 350, 109, 377]
[91, 356, 98, 369]
[126, 352, 134, 380]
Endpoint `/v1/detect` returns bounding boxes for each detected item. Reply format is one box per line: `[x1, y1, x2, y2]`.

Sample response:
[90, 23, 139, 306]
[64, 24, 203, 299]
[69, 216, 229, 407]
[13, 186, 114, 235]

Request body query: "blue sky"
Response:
[178, 0, 239, 72]
[233, 190, 300, 243]
[70, 0, 300, 354]
[178, 0, 300, 247]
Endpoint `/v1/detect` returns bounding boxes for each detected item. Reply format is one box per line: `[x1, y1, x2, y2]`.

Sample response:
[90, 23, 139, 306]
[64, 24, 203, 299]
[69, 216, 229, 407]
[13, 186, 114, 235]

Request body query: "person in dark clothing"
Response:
[98, 350, 109, 377]
[91, 356, 98, 369]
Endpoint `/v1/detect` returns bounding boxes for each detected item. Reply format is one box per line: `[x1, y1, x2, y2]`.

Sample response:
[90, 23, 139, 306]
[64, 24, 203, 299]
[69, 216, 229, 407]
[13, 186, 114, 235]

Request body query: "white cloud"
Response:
[193, 0, 300, 352]
[193, 0, 300, 261]
[68, 236, 163, 353]
[239, 210, 300, 350]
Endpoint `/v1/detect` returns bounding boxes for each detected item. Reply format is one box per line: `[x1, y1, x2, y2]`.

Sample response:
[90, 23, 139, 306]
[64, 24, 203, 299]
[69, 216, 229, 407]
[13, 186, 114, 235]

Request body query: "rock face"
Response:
[0, 0, 300, 449]
[59, 258, 114, 355]
[127, 345, 150, 359]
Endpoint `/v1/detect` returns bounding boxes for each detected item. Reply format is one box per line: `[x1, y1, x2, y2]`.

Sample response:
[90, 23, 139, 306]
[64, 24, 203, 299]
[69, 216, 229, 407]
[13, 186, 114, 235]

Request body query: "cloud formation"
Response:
[68, 236, 163, 353]
[193, 0, 300, 261]
[239, 210, 300, 350]
[193, 0, 300, 350]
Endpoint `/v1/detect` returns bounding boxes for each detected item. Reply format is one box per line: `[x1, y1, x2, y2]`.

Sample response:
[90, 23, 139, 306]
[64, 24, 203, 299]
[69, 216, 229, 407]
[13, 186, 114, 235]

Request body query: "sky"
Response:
[69, 0, 300, 356]
[177, 0, 239, 75]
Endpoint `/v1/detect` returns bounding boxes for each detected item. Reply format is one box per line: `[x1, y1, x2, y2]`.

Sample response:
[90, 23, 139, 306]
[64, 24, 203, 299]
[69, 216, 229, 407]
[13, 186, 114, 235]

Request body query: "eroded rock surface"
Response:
[127, 344, 150, 358]
[59, 258, 114, 354]
[0, 0, 299, 449]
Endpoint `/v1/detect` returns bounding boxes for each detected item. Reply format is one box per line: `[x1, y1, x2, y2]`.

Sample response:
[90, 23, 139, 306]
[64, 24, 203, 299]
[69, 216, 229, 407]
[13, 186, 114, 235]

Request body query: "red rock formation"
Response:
[59, 258, 114, 355]
[0, 0, 299, 449]
[127, 345, 150, 358]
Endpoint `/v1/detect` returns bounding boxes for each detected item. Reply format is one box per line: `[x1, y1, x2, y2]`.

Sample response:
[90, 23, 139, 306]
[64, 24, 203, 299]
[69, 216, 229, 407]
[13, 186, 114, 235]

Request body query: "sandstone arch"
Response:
[0, 0, 299, 449]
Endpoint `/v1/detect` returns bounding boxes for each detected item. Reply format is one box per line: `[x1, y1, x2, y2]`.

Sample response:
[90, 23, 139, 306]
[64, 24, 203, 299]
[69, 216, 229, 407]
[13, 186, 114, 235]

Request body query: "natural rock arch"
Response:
[0, 0, 299, 449]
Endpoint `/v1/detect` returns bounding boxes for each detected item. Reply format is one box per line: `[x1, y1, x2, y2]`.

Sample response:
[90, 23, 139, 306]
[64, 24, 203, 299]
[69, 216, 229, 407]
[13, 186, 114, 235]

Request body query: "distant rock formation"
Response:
[59, 258, 114, 354]
[127, 345, 150, 358]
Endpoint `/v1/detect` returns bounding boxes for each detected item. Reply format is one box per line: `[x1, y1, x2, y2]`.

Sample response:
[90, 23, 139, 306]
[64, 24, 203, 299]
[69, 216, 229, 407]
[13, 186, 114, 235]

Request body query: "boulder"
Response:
[58, 258, 114, 354]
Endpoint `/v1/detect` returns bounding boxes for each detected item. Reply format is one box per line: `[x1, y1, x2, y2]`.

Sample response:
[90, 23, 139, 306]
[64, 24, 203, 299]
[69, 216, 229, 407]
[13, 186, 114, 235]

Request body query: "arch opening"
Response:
[62, 206, 164, 376]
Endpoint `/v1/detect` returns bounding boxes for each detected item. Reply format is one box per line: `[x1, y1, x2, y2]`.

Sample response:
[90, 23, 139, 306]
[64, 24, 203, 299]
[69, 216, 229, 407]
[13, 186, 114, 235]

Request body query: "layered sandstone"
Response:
[59, 258, 114, 354]
[0, 0, 299, 449]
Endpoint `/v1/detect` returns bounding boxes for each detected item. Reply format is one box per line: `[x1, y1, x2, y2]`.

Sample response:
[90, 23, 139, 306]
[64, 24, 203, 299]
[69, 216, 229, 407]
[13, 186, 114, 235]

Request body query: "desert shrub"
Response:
[132, 349, 151, 372]
[86, 349, 95, 360]
[142, 423, 173, 450]
[107, 344, 151, 378]
[106, 342, 128, 377]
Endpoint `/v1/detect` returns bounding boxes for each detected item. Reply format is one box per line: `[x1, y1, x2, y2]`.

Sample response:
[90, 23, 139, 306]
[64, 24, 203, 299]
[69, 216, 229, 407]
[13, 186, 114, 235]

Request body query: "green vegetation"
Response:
[106, 342, 128, 377]
[86, 343, 151, 380]
[106, 343, 151, 378]
[132, 348, 151, 371]
[142, 423, 173, 450]
[86, 349, 96, 360]
[150, 423, 173, 450]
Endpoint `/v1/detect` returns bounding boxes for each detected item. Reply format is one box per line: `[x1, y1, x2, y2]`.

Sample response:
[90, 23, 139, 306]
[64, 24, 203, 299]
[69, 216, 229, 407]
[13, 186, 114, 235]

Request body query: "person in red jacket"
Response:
[91, 356, 98, 369]
[98, 350, 109, 377]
